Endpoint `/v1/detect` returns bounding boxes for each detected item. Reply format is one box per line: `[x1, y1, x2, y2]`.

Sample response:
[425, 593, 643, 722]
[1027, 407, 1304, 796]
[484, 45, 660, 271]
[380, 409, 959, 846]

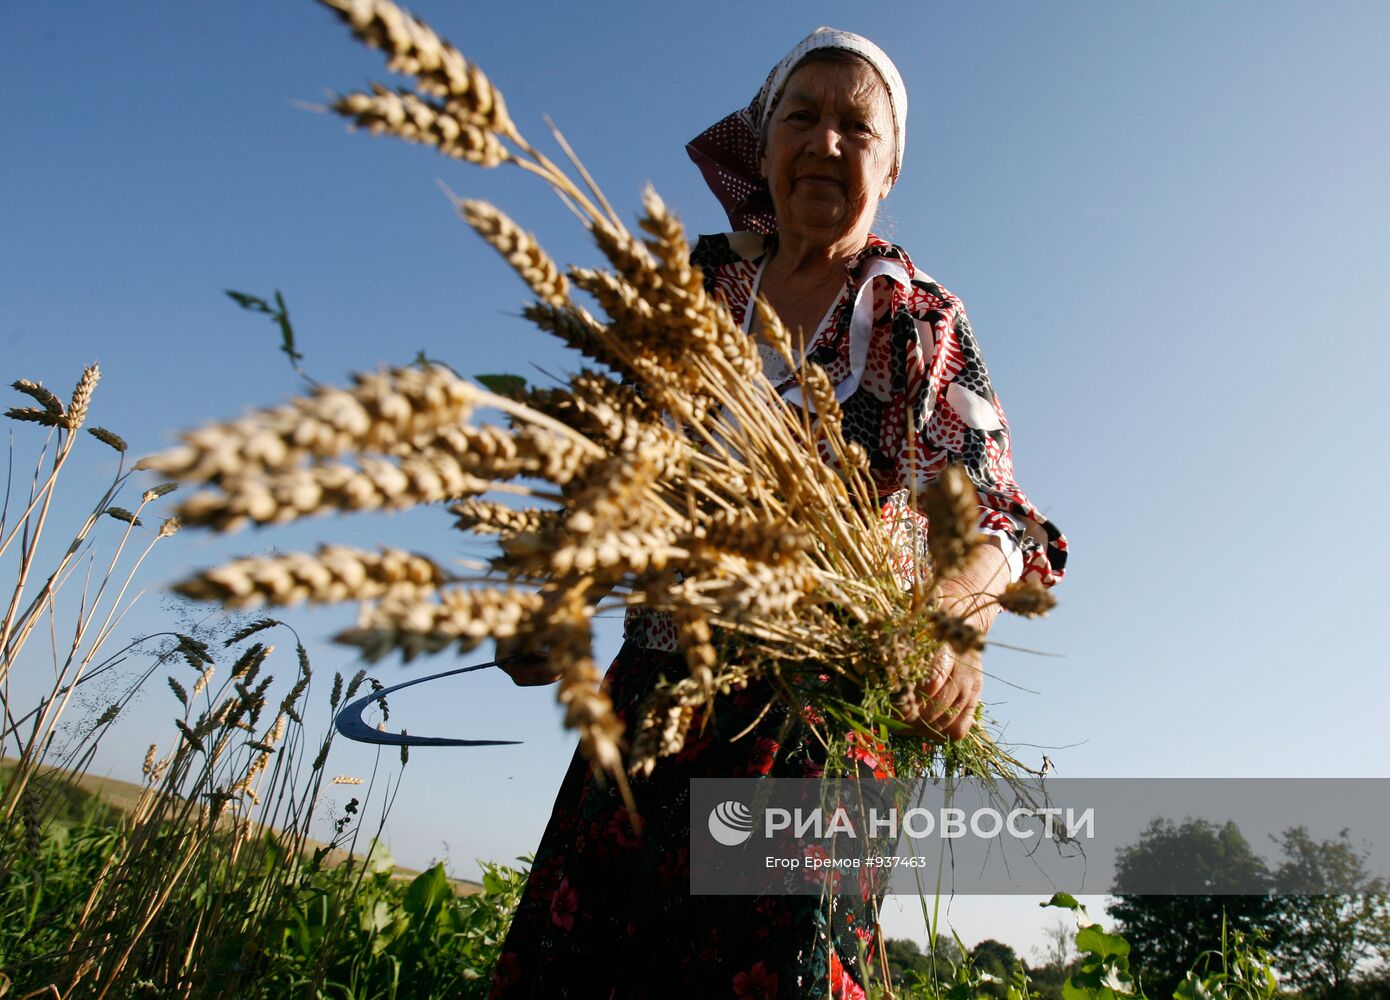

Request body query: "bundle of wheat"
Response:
[144, 0, 1055, 810]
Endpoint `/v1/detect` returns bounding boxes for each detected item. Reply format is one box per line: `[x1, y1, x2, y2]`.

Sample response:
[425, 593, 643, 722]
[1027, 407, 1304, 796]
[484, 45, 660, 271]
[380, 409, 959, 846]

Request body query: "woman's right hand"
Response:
[897, 540, 1008, 741]
[899, 643, 983, 742]
[495, 636, 563, 686]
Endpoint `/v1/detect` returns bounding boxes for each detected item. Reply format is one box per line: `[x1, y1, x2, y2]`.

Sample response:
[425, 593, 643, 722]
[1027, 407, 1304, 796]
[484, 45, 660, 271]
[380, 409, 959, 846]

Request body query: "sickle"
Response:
[334, 659, 522, 748]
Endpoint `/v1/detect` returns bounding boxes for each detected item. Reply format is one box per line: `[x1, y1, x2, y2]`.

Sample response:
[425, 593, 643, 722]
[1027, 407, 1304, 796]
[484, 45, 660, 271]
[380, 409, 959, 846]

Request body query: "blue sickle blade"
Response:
[334, 659, 523, 747]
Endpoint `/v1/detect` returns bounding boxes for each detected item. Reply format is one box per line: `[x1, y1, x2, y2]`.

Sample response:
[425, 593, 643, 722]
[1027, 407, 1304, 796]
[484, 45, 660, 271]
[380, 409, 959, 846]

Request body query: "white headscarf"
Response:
[753, 27, 908, 177]
[687, 28, 909, 233]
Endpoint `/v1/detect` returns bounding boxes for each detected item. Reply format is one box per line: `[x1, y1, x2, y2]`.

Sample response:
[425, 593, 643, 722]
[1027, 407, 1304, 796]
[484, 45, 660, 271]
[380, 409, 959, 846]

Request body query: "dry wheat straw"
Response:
[317, 0, 516, 137]
[335, 86, 509, 166]
[151, 0, 1052, 793]
[141, 367, 481, 483]
[175, 545, 453, 608]
[458, 201, 568, 306]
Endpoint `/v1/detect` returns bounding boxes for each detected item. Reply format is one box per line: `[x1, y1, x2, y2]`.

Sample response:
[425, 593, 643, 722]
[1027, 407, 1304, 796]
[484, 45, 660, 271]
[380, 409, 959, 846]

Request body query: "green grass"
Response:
[0, 787, 525, 999]
[0, 757, 484, 898]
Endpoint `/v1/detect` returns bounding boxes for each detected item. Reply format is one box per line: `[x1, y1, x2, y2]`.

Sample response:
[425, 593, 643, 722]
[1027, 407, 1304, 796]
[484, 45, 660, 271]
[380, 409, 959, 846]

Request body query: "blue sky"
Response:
[6, 0, 1389, 959]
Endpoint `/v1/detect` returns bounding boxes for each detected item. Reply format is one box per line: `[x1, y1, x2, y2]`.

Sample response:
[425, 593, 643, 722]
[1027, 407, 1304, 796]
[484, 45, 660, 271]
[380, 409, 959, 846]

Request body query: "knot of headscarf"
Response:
[686, 27, 908, 234]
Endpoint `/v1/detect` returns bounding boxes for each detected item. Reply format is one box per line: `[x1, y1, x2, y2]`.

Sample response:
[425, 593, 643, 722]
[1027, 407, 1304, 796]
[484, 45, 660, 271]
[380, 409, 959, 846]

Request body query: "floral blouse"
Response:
[625, 232, 1067, 651]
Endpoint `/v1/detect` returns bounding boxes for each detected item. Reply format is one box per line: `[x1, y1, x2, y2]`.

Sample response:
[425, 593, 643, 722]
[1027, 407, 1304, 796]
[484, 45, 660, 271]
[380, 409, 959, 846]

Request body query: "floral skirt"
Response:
[489, 640, 895, 1000]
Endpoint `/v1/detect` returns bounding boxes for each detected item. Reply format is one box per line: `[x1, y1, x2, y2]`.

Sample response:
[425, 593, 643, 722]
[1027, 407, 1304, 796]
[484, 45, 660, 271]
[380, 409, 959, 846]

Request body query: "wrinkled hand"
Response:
[898, 539, 1009, 742]
[901, 640, 986, 743]
[495, 636, 562, 687]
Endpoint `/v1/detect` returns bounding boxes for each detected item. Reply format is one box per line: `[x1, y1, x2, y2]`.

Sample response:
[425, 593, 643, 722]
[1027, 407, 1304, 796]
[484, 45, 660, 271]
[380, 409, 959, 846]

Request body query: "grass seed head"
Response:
[452, 499, 555, 538]
[922, 464, 982, 580]
[93, 703, 121, 728]
[638, 186, 701, 295]
[176, 545, 451, 609]
[192, 666, 215, 699]
[12, 379, 63, 416]
[998, 579, 1057, 618]
[312, 737, 332, 773]
[461, 200, 568, 306]
[522, 302, 624, 373]
[88, 426, 128, 452]
[105, 507, 142, 527]
[168, 676, 189, 707]
[335, 86, 509, 167]
[318, 0, 516, 137]
[279, 676, 311, 719]
[64, 364, 100, 429]
[5, 406, 61, 427]
[927, 608, 984, 654]
[175, 719, 205, 754]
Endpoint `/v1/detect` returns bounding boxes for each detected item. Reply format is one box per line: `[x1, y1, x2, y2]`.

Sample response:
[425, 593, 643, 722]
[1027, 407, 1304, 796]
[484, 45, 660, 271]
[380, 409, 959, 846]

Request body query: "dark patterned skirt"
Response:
[489, 640, 895, 1000]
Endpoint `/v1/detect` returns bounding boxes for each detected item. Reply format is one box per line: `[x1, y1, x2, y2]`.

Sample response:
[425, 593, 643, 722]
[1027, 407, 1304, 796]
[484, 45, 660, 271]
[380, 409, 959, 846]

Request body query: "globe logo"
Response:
[707, 800, 754, 846]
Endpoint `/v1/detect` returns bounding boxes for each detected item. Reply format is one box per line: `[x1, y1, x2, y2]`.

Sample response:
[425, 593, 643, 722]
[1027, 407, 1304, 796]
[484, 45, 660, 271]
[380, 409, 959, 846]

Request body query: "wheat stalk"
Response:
[150, 0, 1054, 801]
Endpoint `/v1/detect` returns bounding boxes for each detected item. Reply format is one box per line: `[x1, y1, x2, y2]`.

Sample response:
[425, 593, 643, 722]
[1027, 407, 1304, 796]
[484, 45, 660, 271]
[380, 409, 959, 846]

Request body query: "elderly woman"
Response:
[491, 28, 1066, 1000]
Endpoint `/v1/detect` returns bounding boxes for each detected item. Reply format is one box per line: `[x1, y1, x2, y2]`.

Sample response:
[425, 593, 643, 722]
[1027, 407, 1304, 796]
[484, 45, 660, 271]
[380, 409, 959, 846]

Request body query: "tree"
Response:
[883, 937, 930, 989]
[972, 937, 1017, 972]
[971, 938, 1019, 997]
[1108, 818, 1280, 998]
[1271, 826, 1390, 998]
[1038, 917, 1073, 971]
[1020, 919, 1077, 1000]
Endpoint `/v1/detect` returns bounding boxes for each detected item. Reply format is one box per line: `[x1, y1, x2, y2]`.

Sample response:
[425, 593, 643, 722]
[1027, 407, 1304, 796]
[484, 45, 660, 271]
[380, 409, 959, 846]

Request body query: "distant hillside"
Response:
[1, 758, 485, 896]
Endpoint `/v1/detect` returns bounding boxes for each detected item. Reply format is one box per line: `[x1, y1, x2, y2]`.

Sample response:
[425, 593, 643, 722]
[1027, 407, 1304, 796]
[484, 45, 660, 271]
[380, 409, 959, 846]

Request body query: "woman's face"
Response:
[760, 58, 896, 249]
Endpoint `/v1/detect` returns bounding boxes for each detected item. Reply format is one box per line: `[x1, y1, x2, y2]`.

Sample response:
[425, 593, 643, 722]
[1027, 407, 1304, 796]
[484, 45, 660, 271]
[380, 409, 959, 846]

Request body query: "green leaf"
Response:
[365, 899, 406, 955]
[1042, 891, 1083, 911]
[475, 373, 528, 398]
[1062, 982, 1119, 1000]
[364, 839, 395, 875]
[482, 867, 509, 897]
[402, 863, 452, 922]
[225, 289, 273, 314]
[227, 287, 312, 382]
[1076, 924, 1130, 960]
[272, 289, 302, 363]
[1173, 974, 1212, 1000]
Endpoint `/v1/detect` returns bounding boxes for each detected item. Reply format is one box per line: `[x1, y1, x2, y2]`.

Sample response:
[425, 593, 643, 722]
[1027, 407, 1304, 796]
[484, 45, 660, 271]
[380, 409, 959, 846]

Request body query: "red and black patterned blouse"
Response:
[625, 231, 1067, 651]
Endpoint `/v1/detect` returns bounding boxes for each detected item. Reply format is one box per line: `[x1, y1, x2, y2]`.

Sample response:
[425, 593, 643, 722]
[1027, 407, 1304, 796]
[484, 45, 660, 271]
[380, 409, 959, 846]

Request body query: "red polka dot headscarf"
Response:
[686, 27, 908, 234]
